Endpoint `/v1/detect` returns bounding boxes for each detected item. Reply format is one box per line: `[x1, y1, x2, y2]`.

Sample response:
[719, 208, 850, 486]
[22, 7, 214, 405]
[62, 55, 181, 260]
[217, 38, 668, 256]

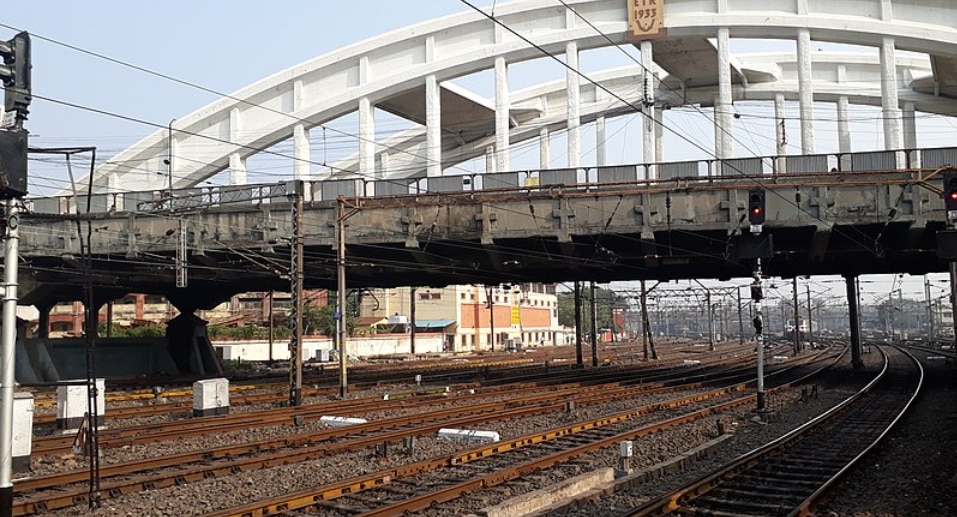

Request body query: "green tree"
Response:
[302, 293, 357, 336]
[557, 286, 627, 332]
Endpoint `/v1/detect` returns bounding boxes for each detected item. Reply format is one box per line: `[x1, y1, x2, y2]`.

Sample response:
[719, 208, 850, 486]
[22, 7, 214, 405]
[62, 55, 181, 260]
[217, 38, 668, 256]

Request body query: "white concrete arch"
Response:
[85, 0, 957, 193]
[329, 51, 943, 180]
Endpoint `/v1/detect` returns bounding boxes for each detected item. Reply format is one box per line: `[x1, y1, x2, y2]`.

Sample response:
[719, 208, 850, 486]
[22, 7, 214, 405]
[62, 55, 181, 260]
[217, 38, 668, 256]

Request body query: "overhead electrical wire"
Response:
[9, 5, 933, 300]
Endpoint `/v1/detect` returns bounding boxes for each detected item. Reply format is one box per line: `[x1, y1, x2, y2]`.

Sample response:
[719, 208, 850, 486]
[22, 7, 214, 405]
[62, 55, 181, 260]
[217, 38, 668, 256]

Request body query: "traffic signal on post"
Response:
[944, 172, 957, 212]
[0, 31, 32, 128]
[748, 189, 766, 225]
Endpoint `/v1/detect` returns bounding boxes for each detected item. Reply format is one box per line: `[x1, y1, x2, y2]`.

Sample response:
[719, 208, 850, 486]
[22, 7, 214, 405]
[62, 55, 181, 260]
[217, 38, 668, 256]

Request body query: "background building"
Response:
[360, 283, 563, 352]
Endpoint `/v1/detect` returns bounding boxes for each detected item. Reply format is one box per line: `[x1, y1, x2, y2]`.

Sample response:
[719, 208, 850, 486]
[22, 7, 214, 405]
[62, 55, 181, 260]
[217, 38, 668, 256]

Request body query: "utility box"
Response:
[193, 378, 229, 417]
[56, 378, 105, 430]
[13, 392, 33, 473]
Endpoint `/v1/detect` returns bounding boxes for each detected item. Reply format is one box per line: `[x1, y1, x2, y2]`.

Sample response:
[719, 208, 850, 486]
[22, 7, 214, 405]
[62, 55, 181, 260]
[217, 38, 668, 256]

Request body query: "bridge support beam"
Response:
[797, 29, 815, 154]
[641, 41, 657, 178]
[426, 73, 442, 177]
[837, 96, 851, 169]
[880, 37, 903, 157]
[495, 56, 510, 173]
[715, 28, 732, 159]
[566, 41, 581, 168]
[165, 311, 223, 377]
[539, 127, 550, 169]
[845, 275, 864, 370]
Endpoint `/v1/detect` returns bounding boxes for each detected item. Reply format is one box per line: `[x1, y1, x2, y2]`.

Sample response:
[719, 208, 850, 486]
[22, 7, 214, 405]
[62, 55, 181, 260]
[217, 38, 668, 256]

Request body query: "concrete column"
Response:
[426, 74, 442, 177]
[379, 153, 391, 183]
[228, 154, 246, 186]
[880, 37, 902, 151]
[837, 96, 851, 155]
[485, 145, 496, 174]
[539, 128, 550, 169]
[167, 126, 179, 190]
[902, 101, 917, 150]
[596, 115, 607, 166]
[293, 123, 310, 181]
[797, 29, 815, 154]
[566, 41, 581, 168]
[292, 79, 310, 181]
[359, 96, 375, 178]
[837, 96, 852, 170]
[495, 56, 510, 173]
[227, 108, 245, 185]
[774, 93, 786, 173]
[716, 28, 733, 159]
[36, 304, 51, 339]
[641, 41, 658, 177]
[903, 101, 918, 168]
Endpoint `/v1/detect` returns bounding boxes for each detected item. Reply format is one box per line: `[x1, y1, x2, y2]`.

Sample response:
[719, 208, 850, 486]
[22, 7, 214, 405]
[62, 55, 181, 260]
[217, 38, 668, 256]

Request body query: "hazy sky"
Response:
[4, 1, 953, 302]
[4, 2, 464, 159]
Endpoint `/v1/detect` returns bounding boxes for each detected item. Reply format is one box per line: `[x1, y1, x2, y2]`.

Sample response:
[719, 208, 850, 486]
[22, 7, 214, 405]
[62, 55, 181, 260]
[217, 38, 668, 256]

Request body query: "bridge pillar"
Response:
[539, 127, 550, 169]
[426, 73, 442, 177]
[35, 303, 51, 340]
[845, 275, 864, 370]
[903, 102, 917, 158]
[774, 93, 786, 173]
[566, 41, 581, 168]
[165, 310, 223, 377]
[797, 29, 815, 154]
[359, 95, 375, 178]
[596, 115, 606, 166]
[641, 40, 657, 177]
[495, 56, 510, 173]
[715, 27, 732, 159]
[837, 96, 852, 169]
[880, 37, 903, 156]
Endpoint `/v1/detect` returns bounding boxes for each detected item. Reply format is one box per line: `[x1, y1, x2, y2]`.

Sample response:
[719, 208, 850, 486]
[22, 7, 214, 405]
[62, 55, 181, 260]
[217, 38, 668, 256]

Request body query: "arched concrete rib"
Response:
[325, 52, 940, 181]
[82, 0, 957, 193]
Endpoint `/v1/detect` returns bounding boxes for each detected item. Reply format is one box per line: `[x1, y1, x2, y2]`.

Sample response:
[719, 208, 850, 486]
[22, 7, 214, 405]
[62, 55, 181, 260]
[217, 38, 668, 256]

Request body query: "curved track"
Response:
[622, 345, 922, 517]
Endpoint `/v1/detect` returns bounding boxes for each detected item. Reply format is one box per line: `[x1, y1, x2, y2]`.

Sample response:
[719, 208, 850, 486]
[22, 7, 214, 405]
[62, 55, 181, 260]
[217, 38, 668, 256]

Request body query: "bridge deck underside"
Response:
[19, 212, 946, 311]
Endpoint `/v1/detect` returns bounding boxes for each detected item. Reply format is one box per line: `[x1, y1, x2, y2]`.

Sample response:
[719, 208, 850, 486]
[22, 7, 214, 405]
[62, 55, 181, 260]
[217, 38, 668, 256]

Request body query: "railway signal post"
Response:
[0, 30, 31, 517]
[751, 260, 767, 412]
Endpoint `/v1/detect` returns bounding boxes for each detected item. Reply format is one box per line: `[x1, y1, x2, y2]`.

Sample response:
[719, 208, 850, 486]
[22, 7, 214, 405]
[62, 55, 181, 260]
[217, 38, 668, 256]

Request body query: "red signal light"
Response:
[748, 189, 766, 225]
[947, 173, 957, 211]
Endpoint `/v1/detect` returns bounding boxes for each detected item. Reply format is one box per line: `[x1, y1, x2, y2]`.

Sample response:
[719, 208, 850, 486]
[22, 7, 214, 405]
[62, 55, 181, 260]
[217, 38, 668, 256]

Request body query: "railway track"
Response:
[14, 348, 835, 515]
[29, 344, 769, 455]
[189, 349, 843, 516]
[622, 344, 922, 517]
[28, 340, 749, 425]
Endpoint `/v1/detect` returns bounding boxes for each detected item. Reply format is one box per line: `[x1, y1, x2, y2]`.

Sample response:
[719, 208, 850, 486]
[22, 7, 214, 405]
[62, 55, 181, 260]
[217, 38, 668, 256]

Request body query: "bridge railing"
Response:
[25, 146, 957, 216]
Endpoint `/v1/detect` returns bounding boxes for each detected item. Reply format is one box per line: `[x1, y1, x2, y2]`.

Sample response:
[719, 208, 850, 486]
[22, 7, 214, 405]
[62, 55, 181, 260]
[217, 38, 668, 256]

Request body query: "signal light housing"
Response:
[0, 31, 31, 128]
[944, 172, 957, 212]
[748, 189, 766, 226]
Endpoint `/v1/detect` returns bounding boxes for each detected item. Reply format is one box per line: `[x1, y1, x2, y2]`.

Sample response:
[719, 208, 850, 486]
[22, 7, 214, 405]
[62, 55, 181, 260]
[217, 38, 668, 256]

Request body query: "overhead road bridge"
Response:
[18, 0, 957, 379]
[20, 145, 957, 312]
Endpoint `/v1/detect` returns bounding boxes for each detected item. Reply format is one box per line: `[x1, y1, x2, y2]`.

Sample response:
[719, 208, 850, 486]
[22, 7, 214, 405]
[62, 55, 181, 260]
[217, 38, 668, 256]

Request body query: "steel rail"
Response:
[199, 349, 842, 517]
[620, 345, 921, 517]
[14, 349, 829, 516]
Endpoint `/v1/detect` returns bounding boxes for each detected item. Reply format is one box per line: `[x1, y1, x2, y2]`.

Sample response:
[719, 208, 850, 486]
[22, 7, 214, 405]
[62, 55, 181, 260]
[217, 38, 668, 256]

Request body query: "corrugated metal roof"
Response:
[415, 319, 456, 328]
